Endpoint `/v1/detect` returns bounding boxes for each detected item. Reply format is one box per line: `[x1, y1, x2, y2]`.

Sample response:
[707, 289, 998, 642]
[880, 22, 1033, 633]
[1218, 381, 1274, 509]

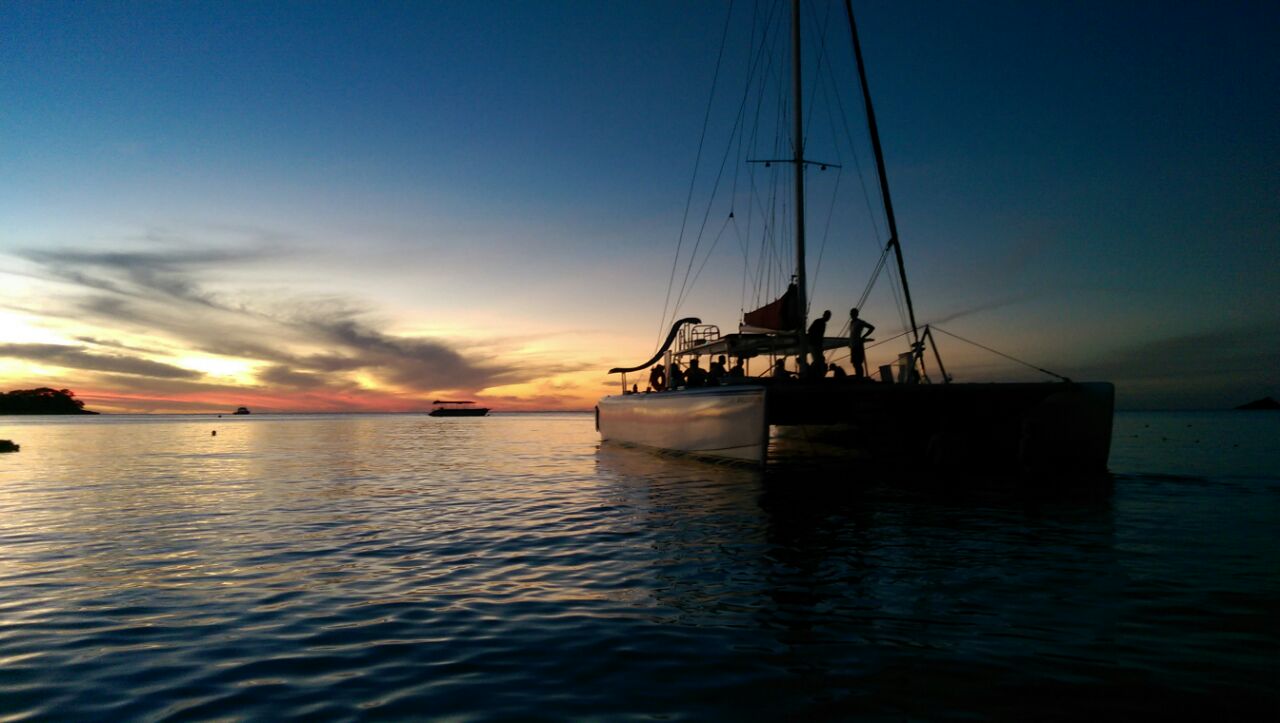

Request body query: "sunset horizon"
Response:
[3, 1, 1276, 413]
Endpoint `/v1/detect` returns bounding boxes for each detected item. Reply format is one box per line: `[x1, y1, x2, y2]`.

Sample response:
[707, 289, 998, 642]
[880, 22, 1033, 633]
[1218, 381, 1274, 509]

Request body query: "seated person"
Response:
[708, 354, 727, 385]
[772, 358, 793, 380]
[685, 358, 710, 388]
[828, 363, 848, 378]
[728, 357, 746, 379]
[669, 362, 685, 389]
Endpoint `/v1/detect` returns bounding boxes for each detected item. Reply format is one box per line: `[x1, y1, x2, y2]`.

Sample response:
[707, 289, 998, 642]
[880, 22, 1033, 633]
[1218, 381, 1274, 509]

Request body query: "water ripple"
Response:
[0, 412, 1275, 719]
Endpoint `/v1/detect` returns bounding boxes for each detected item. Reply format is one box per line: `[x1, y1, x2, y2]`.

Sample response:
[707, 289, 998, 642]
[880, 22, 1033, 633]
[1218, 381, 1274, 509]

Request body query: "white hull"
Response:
[597, 386, 768, 463]
[599, 381, 1115, 473]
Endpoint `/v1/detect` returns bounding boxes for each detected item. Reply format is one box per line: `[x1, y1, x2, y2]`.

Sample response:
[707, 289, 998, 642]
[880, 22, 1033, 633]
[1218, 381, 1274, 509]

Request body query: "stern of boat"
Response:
[597, 387, 769, 464]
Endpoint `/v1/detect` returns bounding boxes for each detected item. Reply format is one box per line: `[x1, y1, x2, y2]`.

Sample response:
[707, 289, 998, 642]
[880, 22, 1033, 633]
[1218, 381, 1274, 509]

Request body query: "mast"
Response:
[792, 0, 809, 368]
[844, 0, 920, 345]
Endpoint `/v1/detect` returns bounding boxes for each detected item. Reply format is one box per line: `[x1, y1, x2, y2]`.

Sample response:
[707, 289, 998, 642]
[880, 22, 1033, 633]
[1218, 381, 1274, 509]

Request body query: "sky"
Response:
[1, 0, 1277, 413]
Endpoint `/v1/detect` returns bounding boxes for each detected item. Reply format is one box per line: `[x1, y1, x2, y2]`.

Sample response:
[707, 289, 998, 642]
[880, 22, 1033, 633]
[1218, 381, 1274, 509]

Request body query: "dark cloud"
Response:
[303, 316, 506, 390]
[0, 343, 202, 379]
[73, 336, 165, 355]
[256, 365, 330, 390]
[925, 293, 1038, 326]
[18, 246, 278, 309]
[1080, 324, 1280, 381]
[1072, 323, 1280, 408]
[8, 238, 587, 402]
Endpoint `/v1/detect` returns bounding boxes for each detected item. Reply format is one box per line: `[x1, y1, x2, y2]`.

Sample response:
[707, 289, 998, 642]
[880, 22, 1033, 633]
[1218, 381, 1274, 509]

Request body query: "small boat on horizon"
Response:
[233, 406, 251, 415]
[429, 400, 490, 417]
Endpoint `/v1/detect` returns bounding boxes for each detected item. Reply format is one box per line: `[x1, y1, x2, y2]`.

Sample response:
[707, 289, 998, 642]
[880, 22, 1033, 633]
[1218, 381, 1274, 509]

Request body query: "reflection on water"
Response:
[0, 412, 1276, 719]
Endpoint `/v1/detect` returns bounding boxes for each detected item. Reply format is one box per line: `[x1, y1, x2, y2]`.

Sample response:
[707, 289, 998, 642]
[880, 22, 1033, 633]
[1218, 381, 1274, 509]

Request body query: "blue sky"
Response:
[1, 1, 1276, 411]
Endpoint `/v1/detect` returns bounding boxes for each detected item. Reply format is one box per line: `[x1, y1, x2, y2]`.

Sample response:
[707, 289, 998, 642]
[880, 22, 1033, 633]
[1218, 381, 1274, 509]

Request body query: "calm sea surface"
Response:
[0, 411, 1276, 720]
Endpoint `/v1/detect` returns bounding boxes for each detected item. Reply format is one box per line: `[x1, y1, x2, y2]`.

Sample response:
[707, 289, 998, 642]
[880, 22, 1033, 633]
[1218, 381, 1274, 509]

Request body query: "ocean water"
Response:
[0, 411, 1275, 720]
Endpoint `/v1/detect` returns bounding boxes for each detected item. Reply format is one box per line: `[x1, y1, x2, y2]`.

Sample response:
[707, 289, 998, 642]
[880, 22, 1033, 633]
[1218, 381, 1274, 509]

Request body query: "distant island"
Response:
[1235, 396, 1280, 410]
[0, 388, 98, 415]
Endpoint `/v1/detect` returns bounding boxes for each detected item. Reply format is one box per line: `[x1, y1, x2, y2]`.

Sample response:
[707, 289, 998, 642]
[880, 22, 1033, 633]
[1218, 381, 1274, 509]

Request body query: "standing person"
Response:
[849, 307, 876, 378]
[807, 309, 832, 372]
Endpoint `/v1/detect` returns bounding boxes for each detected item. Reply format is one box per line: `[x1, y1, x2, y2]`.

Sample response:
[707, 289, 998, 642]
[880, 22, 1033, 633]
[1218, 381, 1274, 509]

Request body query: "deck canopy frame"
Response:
[677, 333, 852, 360]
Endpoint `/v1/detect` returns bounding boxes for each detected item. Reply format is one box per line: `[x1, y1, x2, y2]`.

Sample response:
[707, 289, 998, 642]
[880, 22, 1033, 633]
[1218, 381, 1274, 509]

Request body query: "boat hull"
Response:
[429, 408, 490, 417]
[598, 381, 1114, 473]
[597, 386, 769, 463]
[767, 381, 1114, 473]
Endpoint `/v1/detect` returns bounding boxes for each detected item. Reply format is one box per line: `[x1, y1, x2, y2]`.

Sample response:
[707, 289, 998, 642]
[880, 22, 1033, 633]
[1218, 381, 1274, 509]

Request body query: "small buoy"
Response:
[211, 430, 217, 436]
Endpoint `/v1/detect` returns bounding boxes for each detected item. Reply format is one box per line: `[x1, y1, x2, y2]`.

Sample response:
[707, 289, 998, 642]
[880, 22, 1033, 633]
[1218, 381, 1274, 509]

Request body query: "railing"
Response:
[607, 317, 702, 395]
[677, 324, 720, 354]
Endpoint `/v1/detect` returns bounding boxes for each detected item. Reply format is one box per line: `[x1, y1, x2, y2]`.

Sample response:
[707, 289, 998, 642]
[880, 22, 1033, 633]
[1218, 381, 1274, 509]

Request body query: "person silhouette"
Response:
[807, 309, 832, 371]
[849, 307, 876, 377]
[709, 355, 727, 385]
[669, 362, 685, 389]
[772, 358, 793, 380]
[685, 358, 709, 388]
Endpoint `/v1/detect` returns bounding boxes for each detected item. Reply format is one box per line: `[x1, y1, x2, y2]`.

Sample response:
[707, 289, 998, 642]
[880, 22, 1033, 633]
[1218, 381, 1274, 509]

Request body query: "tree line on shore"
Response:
[0, 388, 98, 415]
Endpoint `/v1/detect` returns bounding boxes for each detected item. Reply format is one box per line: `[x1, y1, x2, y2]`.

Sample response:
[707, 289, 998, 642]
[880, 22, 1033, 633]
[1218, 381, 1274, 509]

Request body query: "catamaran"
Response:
[596, 0, 1114, 472]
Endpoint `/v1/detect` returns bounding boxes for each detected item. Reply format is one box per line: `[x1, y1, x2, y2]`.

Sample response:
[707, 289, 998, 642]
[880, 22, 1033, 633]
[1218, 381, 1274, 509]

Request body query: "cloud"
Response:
[1074, 323, 1280, 408]
[5, 233, 598, 409]
[255, 364, 331, 390]
[0, 343, 202, 379]
[18, 247, 274, 309]
[925, 292, 1039, 326]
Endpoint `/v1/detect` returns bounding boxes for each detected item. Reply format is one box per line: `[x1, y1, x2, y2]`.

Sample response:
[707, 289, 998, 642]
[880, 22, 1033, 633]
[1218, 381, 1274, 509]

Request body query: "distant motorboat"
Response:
[233, 406, 251, 415]
[429, 400, 490, 417]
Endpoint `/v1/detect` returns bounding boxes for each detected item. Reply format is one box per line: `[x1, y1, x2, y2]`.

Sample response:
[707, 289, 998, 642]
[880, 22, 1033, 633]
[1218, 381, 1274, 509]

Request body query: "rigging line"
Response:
[674, 0, 783, 325]
[856, 242, 892, 309]
[737, 0, 773, 316]
[734, 215, 751, 315]
[765, 63, 787, 302]
[727, 0, 762, 207]
[820, 18, 883, 246]
[749, 175, 771, 308]
[931, 326, 1071, 382]
[800, 0, 835, 147]
[807, 168, 843, 310]
[740, 26, 769, 313]
[727, 0, 760, 206]
[729, 205, 752, 263]
[655, 0, 737, 351]
[865, 327, 913, 350]
[675, 213, 735, 313]
[845, 0, 921, 346]
[855, 237, 911, 344]
[759, 97, 787, 305]
[755, 169, 776, 306]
